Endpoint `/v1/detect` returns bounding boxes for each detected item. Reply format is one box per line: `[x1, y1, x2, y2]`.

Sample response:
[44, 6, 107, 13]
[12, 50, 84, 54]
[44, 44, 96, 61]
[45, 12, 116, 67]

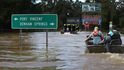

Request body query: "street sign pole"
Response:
[19, 29, 22, 47]
[11, 14, 58, 56]
[45, 29, 49, 61]
[46, 29, 48, 52]
[19, 29, 22, 60]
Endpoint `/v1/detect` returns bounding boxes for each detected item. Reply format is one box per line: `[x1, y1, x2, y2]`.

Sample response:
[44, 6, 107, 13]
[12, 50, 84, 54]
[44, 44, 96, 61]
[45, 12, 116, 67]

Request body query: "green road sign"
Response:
[11, 14, 58, 29]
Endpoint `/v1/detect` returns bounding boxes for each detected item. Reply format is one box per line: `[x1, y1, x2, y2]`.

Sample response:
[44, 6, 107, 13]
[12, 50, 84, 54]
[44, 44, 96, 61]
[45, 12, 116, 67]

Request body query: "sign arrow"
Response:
[14, 18, 18, 21]
[50, 23, 55, 26]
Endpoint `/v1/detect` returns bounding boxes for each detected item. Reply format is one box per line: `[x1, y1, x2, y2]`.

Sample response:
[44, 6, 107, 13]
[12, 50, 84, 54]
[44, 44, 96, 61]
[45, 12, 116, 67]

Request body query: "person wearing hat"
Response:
[85, 26, 104, 45]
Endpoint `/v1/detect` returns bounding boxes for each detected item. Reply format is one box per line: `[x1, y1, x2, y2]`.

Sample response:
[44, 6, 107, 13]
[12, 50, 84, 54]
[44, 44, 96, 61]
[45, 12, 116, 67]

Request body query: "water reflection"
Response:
[1, 66, 57, 70]
[0, 32, 124, 70]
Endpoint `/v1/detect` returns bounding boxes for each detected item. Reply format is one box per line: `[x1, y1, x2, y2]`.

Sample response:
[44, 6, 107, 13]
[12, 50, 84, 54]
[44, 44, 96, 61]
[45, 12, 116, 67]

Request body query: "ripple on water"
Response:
[0, 32, 124, 70]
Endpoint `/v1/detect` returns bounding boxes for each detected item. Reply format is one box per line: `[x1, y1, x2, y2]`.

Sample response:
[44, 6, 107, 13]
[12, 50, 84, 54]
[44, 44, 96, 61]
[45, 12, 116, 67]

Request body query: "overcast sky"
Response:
[35, 0, 86, 3]
[73, 0, 86, 2]
[75, 0, 119, 2]
[35, 0, 119, 4]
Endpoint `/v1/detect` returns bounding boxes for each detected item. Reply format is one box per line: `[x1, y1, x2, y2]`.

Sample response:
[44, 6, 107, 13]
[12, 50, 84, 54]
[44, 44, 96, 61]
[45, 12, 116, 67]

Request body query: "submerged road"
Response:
[0, 32, 124, 70]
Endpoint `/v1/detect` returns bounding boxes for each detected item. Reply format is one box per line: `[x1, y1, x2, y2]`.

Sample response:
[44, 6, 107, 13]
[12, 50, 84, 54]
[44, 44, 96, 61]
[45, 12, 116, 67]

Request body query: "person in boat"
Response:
[106, 27, 122, 45]
[85, 27, 104, 45]
[104, 26, 122, 52]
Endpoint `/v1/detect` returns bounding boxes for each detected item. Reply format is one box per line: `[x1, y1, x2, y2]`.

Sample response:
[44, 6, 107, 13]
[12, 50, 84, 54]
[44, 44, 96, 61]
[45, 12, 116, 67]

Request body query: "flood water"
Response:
[0, 32, 124, 70]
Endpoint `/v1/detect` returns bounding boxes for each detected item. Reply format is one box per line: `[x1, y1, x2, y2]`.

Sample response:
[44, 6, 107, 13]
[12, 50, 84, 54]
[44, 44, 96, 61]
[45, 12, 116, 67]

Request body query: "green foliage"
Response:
[0, 0, 34, 30]
[85, 0, 90, 3]
[0, 0, 124, 31]
[93, 0, 119, 30]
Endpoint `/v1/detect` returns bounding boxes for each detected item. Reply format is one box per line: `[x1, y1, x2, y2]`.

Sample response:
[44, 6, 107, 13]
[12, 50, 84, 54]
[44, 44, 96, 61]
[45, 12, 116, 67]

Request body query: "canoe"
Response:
[85, 44, 124, 53]
[85, 37, 124, 53]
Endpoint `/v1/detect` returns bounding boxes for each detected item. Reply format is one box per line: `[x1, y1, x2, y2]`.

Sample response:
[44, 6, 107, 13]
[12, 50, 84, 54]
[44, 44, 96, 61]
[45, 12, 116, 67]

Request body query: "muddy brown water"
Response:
[0, 32, 124, 70]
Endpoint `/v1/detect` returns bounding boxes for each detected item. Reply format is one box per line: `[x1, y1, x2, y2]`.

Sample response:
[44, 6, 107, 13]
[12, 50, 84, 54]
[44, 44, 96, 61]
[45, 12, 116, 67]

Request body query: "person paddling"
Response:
[85, 27, 104, 45]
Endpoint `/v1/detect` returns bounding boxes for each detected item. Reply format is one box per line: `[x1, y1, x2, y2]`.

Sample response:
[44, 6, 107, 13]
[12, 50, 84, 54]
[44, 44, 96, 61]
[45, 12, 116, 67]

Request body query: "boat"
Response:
[85, 36, 124, 53]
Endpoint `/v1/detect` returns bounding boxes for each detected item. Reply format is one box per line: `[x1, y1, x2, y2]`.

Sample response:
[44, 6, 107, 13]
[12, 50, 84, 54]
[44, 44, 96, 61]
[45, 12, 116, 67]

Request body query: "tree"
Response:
[0, 0, 33, 31]
[93, 0, 120, 29]
[85, 0, 90, 3]
[116, 0, 124, 28]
